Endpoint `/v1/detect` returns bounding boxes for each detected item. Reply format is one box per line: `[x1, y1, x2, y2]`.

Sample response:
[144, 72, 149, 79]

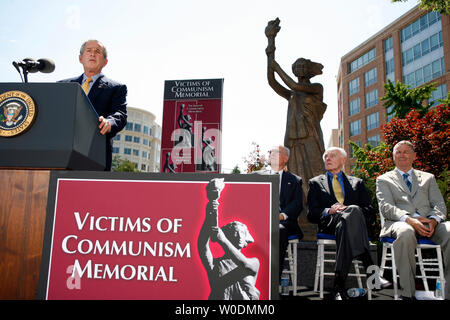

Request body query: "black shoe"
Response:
[399, 295, 417, 301]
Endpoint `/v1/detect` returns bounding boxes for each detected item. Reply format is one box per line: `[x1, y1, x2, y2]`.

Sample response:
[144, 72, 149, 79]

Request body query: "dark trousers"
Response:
[331, 205, 373, 287]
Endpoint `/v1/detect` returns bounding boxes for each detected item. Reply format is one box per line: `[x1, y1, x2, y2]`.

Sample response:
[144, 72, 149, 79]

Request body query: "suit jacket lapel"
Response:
[88, 74, 105, 103]
[411, 169, 420, 197]
[319, 174, 331, 196]
[392, 170, 410, 194]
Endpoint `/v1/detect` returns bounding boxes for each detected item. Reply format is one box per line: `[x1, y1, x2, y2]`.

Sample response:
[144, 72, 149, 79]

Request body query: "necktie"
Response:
[332, 174, 344, 203]
[82, 77, 92, 95]
[403, 173, 412, 191]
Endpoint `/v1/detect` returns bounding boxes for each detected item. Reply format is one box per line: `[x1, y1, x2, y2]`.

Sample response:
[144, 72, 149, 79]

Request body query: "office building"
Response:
[112, 107, 161, 172]
[337, 6, 449, 172]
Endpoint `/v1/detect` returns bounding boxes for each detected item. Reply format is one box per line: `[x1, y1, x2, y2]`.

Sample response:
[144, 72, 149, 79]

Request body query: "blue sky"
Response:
[0, 0, 418, 172]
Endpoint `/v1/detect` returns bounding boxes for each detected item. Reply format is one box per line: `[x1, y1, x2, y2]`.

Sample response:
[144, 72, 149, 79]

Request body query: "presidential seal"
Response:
[0, 90, 36, 137]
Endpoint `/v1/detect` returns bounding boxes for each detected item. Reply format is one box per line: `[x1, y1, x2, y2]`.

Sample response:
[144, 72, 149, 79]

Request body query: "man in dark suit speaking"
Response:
[307, 147, 389, 299]
[60, 39, 127, 170]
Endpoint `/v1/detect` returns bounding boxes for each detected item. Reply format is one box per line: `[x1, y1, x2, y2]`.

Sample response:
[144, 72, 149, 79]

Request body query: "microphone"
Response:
[12, 57, 55, 82]
[14, 58, 55, 73]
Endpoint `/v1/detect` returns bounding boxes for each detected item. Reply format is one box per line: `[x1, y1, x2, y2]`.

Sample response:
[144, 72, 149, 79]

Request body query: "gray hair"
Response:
[322, 147, 347, 161]
[80, 40, 108, 58]
[393, 140, 415, 153]
[271, 145, 290, 158]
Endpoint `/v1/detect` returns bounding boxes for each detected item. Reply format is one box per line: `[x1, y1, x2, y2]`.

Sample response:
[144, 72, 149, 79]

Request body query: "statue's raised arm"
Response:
[265, 18, 290, 100]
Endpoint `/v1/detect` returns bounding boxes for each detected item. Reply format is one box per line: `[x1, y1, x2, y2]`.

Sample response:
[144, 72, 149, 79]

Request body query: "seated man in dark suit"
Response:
[307, 147, 389, 300]
[259, 146, 303, 279]
[59, 39, 127, 171]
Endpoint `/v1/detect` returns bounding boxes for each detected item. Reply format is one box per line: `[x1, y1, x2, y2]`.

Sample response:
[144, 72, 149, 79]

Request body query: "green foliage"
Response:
[436, 169, 450, 219]
[381, 79, 436, 118]
[231, 165, 242, 174]
[391, 0, 450, 15]
[438, 91, 450, 107]
[111, 156, 139, 172]
[350, 141, 395, 235]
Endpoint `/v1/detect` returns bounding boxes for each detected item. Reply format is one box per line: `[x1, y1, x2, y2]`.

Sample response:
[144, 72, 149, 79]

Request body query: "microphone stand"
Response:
[12, 61, 26, 83]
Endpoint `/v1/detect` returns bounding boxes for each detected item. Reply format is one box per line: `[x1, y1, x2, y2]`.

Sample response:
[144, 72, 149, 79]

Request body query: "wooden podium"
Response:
[0, 83, 106, 299]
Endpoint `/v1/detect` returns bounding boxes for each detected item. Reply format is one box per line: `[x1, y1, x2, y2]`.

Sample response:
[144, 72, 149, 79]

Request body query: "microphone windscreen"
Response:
[38, 58, 55, 73]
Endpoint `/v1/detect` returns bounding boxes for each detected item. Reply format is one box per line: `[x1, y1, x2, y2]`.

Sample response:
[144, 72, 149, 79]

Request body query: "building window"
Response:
[349, 47, 376, 73]
[349, 77, 360, 96]
[364, 67, 377, 87]
[125, 135, 132, 142]
[114, 134, 121, 141]
[430, 83, 447, 106]
[112, 147, 120, 154]
[133, 149, 139, 156]
[367, 134, 380, 147]
[126, 122, 133, 131]
[143, 138, 149, 146]
[142, 151, 148, 159]
[141, 164, 147, 171]
[134, 123, 141, 133]
[124, 148, 131, 155]
[385, 58, 395, 75]
[133, 136, 140, 143]
[401, 31, 443, 67]
[366, 112, 380, 131]
[384, 37, 393, 52]
[144, 125, 149, 135]
[403, 57, 445, 87]
[401, 11, 441, 42]
[350, 120, 361, 136]
[365, 89, 378, 109]
[386, 105, 395, 123]
[349, 98, 360, 116]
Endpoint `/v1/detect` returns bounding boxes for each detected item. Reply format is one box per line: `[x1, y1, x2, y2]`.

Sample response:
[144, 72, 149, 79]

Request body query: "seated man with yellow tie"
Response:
[59, 39, 127, 171]
[307, 147, 390, 300]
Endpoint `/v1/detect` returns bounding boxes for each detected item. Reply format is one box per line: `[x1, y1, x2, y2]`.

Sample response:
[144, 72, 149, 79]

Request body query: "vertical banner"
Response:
[160, 79, 223, 173]
[37, 171, 279, 300]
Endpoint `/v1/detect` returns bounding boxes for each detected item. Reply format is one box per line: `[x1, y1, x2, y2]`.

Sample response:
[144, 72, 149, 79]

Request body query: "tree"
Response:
[383, 104, 450, 217]
[111, 156, 139, 172]
[391, 0, 450, 15]
[381, 79, 436, 118]
[243, 142, 268, 173]
[382, 104, 449, 180]
[231, 165, 241, 174]
[352, 104, 450, 221]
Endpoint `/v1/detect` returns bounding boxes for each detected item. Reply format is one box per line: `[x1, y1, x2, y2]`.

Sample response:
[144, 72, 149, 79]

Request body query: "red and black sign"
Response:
[37, 171, 279, 300]
[160, 79, 223, 173]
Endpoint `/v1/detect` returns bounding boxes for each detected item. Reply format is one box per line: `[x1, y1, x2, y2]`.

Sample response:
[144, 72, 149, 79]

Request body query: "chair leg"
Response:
[416, 247, 429, 291]
[379, 245, 388, 278]
[353, 261, 363, 288]
[292, 241, 298, 296]
[390, 245, 399, 300]
[436, 246, 446, 300]
[319, 243, 325, 299]
[313, 243, 321, 293]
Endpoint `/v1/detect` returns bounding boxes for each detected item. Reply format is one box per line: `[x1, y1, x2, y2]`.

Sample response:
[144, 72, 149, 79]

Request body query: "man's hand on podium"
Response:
[98, 116, 111, 135]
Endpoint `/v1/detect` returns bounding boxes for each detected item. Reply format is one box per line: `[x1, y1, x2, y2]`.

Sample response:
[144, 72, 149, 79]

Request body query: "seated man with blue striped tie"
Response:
[376, 140, 449, 300]
[307, 147, 390, 300]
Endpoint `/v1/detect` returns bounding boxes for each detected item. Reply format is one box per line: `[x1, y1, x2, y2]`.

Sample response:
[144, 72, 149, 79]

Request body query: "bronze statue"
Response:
[265, 18, 326, 190]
